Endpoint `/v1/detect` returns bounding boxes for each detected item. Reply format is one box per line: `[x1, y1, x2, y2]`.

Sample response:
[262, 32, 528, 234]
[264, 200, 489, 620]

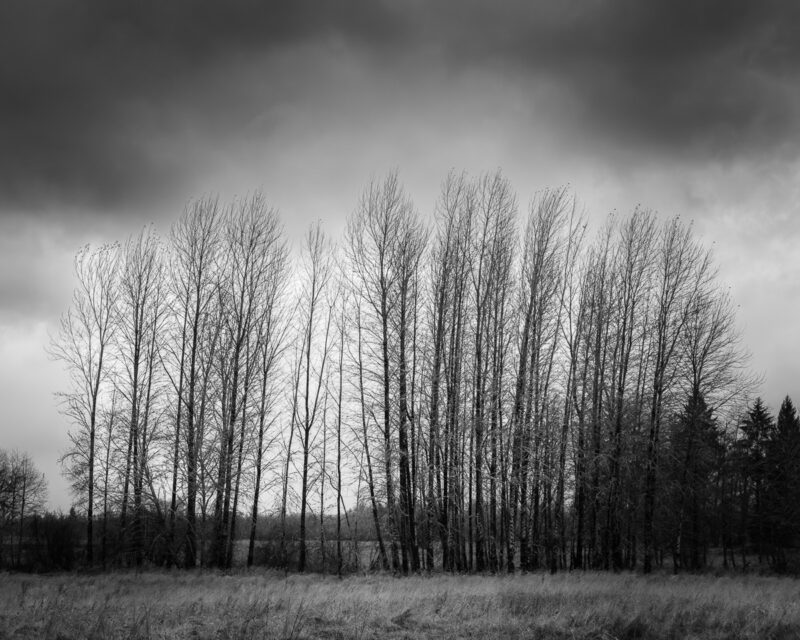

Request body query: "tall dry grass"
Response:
[1, 570, 799, 639]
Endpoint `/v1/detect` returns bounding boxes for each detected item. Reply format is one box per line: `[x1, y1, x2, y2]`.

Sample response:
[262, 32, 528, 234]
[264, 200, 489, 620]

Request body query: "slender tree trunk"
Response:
[168, 306, 188, 566]
[336, 304, 345, 577]
[357, 307, 389, 570]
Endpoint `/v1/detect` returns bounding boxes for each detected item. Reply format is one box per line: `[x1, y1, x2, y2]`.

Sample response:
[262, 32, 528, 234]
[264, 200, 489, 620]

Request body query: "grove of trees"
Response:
[48, 171, 800, 574]
[0, 449, 56, 569]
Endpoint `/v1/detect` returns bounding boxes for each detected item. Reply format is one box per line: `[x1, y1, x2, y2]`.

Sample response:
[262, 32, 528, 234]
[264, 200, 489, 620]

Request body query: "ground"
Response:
[1, 570, 799, 639]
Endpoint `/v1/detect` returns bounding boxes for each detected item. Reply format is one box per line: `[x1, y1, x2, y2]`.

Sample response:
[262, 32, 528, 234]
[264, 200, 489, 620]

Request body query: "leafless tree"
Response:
[0, 450, 47, 567]
[393, 200, 425, 572]
[354, 296, 389, 570]
[51, 243, 119, 564]
[167, 196, 222, 566]
[604, 210, 655, 570]
[642, 218, 712, 573]
[117, 227, 167, 566]
[212, 193, 285, 568]
[347, 171, 421, 571]
[468, 171, 517, 571]
[510, 187, 571, 571]
[295, 222, 335, 572]
[246, 242, 290, 567]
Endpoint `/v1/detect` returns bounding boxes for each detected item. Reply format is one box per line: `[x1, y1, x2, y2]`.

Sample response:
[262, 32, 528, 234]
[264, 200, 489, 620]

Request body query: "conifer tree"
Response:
[739, 398, 775, 561]
[765, 396, 800, 568]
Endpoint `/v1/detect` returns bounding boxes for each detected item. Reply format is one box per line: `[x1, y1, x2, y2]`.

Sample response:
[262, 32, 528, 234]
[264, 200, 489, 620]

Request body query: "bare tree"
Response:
[246, 243, 290, 567]
[423, 171, 478, 571]
[604, 210, 655, 570]
[354, 296, 389, 570]
[280, 333, 304, 572]
[581, 223, 614, 569]
[468, 171, 517, 571]
[510, 188, 571, 571]
[393, 202, 425, 572]
[347, 172, 420, 571]
[51, 243, 119, 565]
[167, 197, 222, 566]
[117, 227, 167, 566]
[213, 193, 285, 568]
[0, 450, 47, 567]
[98, 391, 119, 568]
[295, 222, 334, 572]
[679, 287, 755, 412]
[552, 200, 586, 572]
[334, 289, 347, 577]
[642, 218, 711, 573]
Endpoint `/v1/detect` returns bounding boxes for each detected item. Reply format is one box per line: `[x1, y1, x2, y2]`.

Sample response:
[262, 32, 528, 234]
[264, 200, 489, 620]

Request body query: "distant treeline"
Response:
[0, 499, 384, 573]
[45, 170, 797, 575]
[5, 392, 800, 574]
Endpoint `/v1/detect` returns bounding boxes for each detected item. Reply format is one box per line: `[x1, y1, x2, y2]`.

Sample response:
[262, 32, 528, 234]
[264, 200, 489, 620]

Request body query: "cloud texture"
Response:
[1, 0, 799, 507]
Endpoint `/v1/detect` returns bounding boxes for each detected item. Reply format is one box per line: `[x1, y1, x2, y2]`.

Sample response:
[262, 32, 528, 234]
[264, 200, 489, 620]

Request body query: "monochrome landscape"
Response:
[2, 1, 800, 638]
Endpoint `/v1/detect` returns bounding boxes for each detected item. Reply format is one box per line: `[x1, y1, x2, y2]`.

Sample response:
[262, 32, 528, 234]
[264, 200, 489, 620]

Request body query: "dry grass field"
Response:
[1, 570, 799, 639]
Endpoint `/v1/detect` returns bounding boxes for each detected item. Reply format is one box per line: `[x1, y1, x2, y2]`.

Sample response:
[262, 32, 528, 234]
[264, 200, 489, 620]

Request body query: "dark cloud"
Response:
[418, 0, 800, 157]
[2, 0, 799, 216]
[0, 0, 405, 213]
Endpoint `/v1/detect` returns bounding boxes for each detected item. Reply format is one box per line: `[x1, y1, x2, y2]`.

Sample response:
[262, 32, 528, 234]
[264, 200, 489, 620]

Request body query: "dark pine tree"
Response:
[764, 396, 800, 570]
[739, 398, 776, 562]
[670, 393, 722, 571]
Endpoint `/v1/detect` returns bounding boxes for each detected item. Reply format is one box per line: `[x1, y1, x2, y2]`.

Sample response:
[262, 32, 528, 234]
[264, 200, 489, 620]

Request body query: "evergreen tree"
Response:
[765, 396, 800, 569]
[669, 393, 722, 570]
[739, 398, 776, 561]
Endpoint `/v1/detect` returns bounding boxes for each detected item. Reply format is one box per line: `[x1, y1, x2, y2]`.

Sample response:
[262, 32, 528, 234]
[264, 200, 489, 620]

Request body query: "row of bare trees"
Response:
[52, 170, 759, 573]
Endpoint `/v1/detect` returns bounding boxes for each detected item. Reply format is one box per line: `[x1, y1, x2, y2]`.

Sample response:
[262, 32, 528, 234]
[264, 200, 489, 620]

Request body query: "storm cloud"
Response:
[0, 0, 404, 212]
[1, 1, 800, 508]
[2, 0, 799, 214]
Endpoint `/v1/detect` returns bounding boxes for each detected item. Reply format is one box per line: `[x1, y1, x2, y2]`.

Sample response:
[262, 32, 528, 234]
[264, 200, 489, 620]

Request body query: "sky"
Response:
[1, 0, 799, 510]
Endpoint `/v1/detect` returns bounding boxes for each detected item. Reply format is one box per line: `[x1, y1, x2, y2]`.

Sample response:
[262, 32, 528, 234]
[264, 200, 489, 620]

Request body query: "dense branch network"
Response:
[46, 172, 798, 575]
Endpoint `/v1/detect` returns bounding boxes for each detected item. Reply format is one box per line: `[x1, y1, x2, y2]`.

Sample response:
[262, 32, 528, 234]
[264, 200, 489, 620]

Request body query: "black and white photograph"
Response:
[2, 1, 800, 637]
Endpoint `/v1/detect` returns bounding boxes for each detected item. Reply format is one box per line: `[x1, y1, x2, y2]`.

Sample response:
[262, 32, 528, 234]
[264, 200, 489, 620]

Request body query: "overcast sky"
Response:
[2, 0, 799, 509]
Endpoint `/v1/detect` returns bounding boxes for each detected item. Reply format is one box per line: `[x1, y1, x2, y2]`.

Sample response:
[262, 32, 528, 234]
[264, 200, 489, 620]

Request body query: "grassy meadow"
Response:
[1, 570, 799, 639]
